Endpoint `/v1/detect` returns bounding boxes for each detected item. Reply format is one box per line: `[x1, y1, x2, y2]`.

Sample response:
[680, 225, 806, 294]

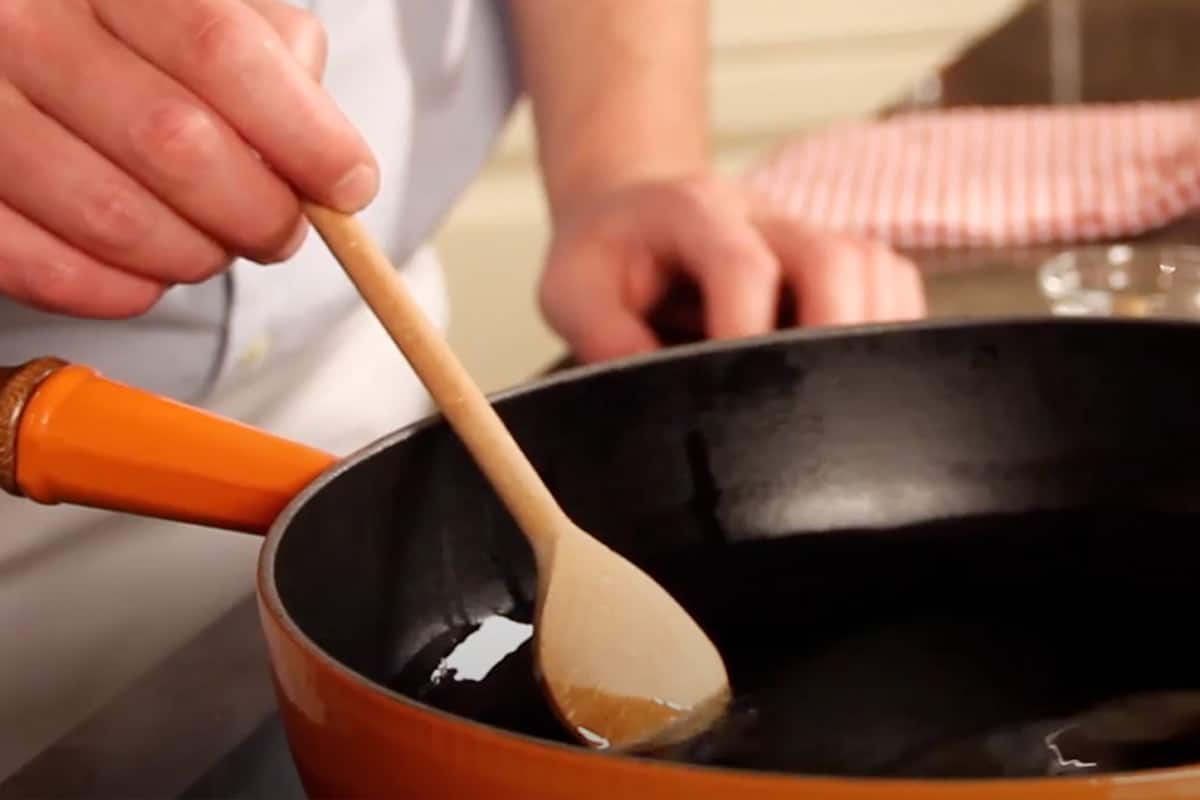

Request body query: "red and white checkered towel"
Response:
[742, 101, 1200, 250]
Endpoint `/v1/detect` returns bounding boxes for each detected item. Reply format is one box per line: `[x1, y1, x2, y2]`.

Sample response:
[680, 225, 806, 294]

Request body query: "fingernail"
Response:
[330, 163, 379, 212]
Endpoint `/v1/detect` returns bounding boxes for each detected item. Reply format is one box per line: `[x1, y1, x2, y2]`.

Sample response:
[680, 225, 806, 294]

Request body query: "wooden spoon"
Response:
[302, 203, 731, 752]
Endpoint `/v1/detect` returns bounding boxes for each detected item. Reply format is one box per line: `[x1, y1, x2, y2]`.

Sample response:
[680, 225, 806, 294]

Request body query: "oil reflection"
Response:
[429, 615, 533, 685]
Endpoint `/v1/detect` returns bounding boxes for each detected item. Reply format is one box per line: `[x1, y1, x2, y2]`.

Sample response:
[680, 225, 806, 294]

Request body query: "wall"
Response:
[436, 0, 1024, 393]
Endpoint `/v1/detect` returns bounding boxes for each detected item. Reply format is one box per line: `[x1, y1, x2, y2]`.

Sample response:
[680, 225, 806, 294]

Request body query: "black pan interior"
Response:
[271, 319, 1200, 779]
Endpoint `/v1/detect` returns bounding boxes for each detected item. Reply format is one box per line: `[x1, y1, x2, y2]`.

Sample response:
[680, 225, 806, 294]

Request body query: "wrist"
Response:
[545, 142, 710, 227]
[549, 164, 706, 225]
[537, 102, 709, 226]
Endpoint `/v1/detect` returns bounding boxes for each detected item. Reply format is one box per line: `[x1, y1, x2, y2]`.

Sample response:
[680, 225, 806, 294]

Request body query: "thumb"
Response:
[245, 0, 329, 79]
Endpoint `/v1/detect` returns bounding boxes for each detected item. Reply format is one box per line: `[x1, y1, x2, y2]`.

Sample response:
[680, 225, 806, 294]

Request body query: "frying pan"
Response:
[4, 318, 1200, 798]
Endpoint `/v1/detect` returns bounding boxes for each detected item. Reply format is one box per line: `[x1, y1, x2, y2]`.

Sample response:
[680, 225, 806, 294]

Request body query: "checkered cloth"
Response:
[743, 101, 1200, 251]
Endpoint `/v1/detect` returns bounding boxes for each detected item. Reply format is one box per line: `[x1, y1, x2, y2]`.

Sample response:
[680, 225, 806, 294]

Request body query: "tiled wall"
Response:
[437, 0, 1024, 392]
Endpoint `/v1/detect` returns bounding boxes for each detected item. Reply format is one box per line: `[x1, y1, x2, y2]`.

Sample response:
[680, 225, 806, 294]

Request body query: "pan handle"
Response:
[0, 358, 337, 535]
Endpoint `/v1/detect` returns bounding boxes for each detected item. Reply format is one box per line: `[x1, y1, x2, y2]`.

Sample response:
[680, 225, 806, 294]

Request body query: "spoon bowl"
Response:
[536, 520, 731, 750]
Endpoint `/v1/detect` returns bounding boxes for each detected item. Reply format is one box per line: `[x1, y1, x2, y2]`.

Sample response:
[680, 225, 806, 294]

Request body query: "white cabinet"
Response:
[439, 0, 1024, 392]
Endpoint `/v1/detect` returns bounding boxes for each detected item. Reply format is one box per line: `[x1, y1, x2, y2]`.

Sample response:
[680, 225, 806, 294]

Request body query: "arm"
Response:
[506, 1, 925, 363]
[507, 0, 709, 223]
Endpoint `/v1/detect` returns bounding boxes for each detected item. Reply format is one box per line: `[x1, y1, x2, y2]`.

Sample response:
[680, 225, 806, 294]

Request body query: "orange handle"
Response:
[0, 358, 337, 535]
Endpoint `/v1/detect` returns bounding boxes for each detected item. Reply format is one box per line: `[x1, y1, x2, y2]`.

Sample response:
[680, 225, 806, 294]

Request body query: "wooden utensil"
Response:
[302, 203, 731, 751]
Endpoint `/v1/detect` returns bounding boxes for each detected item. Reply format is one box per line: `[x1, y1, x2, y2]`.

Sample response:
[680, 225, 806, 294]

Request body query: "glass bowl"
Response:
[1038, 244, 1200, 319]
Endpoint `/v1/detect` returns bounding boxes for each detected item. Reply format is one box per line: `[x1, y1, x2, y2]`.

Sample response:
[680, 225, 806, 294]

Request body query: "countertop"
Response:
[4, 1, 1200, 796]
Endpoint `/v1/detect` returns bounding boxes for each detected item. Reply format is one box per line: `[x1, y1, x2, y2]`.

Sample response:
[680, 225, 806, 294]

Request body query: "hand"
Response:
[0, 0, 376, 318]
[537, 174, 927, 363]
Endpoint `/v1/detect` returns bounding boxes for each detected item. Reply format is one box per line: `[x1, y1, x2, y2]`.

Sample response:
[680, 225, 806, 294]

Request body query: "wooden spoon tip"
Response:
[535, 530, 731, 752]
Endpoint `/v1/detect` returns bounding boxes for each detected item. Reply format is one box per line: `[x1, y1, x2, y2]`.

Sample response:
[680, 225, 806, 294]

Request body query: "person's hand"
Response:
[0, 0, 376, 318]
[537, 174, 927, 363]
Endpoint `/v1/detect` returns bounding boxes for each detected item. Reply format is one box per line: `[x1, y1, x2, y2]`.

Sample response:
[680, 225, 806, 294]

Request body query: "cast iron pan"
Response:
[271, 317, 1200, 782]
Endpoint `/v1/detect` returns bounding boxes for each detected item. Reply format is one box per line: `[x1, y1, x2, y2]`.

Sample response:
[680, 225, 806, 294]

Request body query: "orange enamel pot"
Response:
[6, 319, 1200, 799]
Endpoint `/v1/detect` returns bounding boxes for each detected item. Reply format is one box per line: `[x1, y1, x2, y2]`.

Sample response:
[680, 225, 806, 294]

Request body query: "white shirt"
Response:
[0, 0, 519, 404]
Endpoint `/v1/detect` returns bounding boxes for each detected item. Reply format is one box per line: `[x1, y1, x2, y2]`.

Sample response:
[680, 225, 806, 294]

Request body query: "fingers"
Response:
[542, 177, 784, 362]
[757, 217, 926, 326]
[890, 251, 928, 320]
[794, 236, 870, 326]
[0, 81, 229, 285]
[0, 200, 166, 319]
[642, 179, 781, 341]
[539, 176, 927, 367]
[242, 0, 328, 79]
[859, 243, 926, 321]
[7, 3, 306, 263]
[0, 0, 369, 318]
[92, 0, 376, 211]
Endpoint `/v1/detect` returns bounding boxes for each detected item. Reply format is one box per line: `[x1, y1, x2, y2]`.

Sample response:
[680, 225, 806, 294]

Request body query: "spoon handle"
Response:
[303, 204, 566, 557]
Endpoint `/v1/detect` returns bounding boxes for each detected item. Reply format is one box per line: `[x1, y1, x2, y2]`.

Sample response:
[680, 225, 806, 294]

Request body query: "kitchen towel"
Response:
[743, 101, 1200, 251]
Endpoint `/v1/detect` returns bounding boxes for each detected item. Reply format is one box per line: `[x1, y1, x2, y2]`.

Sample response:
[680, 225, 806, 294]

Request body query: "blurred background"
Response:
[436, 0, 1024, 393]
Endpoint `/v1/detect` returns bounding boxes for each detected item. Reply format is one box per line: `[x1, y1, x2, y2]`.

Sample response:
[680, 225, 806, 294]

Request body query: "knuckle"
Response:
[736, 255, 780, 289]
[721, 239, 776, 278]
[719, 233, 779, 282]
[19, 256, 165, 317]
[670, 174, 721, 209]
[0, 0, 32, 44]
[281, 8, 327, 61]
[76, 182, 151, 253]
[290, 7, 325, 39]
[892, 253, 921, 276]
[130, 101, 221, 181]
[823, 239, 865, 268]
[864, 241, 896, 263]
[20, 258, 79, 313]
[184, 3, 247, 68]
